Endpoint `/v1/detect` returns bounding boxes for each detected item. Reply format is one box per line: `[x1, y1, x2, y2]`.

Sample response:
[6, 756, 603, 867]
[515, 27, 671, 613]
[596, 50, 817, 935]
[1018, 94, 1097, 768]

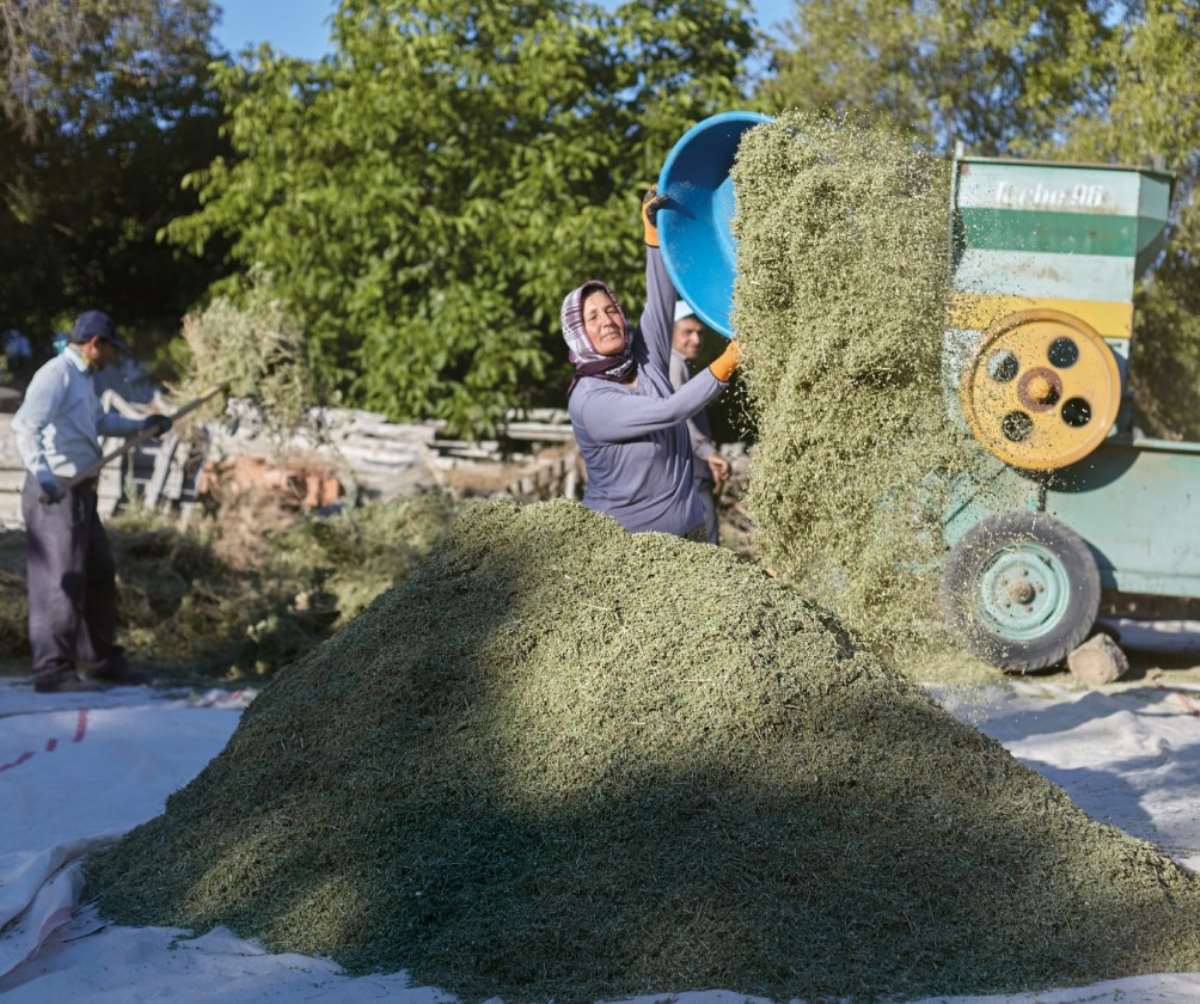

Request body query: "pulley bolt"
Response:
[1028, 375, 1055, 403]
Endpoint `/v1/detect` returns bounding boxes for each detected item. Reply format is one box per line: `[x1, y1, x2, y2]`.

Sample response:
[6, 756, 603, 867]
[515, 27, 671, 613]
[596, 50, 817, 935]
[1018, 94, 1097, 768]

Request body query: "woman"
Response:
[561, 192, 740, 538]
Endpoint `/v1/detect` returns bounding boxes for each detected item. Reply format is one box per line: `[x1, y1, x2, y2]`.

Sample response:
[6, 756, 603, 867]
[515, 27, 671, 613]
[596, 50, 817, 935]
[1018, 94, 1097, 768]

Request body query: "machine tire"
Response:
[940, 512, 1100, 673]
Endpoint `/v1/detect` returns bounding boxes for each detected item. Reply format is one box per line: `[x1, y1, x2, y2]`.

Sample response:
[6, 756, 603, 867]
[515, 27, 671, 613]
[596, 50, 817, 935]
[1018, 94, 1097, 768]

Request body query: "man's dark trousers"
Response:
[22, 475, 124, 683]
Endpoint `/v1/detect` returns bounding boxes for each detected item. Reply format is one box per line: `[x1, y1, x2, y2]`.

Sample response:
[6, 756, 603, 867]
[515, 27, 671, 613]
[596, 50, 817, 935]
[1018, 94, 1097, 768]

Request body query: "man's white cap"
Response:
[674, 300, 696, 323]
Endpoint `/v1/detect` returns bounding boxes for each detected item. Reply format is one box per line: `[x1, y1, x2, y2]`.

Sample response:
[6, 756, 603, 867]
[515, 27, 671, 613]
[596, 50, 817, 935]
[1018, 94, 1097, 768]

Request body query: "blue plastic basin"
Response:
[656, 111, 774, 339]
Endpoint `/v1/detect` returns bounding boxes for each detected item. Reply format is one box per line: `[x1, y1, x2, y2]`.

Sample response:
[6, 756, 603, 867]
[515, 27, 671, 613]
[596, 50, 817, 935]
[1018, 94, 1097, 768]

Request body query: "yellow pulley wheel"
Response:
[960, 309, 1121, 471]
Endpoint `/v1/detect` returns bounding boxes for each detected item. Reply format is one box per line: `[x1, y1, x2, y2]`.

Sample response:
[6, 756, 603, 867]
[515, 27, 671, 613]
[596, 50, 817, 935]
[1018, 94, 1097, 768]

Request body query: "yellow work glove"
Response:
[642, 188, 667, 247]
[708, 340, 741, 382]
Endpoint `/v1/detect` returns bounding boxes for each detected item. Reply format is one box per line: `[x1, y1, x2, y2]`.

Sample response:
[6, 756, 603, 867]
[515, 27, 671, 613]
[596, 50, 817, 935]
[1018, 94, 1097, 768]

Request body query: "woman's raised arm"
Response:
[636, 190, 677, 377]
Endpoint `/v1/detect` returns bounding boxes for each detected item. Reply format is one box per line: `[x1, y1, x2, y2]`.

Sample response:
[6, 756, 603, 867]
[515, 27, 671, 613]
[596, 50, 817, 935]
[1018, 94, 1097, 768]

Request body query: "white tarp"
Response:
[3, 675, 1200, 1003]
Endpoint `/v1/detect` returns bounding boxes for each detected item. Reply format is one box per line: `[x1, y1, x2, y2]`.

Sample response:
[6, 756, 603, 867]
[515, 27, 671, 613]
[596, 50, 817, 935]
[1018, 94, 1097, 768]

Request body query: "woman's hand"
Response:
[642, 188, 669, 247]
[708, 340, 741, 382]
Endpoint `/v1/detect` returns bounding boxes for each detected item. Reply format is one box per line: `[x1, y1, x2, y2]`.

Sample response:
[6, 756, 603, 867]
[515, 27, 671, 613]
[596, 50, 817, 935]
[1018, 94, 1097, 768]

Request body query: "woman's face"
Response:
[582, 289, 626, 356]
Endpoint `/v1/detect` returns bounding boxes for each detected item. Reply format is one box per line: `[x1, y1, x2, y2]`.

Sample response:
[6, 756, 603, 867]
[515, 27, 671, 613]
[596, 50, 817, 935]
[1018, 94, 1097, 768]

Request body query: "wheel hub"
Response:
[978, 544, 1069, 640]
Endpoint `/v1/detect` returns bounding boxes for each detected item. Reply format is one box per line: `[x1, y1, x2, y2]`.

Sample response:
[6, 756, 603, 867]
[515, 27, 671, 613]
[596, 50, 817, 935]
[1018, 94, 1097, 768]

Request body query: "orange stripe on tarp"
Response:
[0, 750, 35, 772]
[0, 709, 91, 774]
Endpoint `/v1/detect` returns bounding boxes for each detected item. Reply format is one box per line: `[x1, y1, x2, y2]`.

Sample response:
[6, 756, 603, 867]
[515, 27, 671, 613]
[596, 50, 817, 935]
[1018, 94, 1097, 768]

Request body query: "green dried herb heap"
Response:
[87, 499, 1200, 1002]
[0, 571, 28, 659]
[732, 113, 979, 660]
[172, 270, 317, 435]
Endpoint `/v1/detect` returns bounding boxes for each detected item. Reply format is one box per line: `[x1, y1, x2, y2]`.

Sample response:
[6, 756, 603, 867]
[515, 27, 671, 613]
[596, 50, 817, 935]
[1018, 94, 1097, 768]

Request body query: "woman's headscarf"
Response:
[561, 279, 635, 397]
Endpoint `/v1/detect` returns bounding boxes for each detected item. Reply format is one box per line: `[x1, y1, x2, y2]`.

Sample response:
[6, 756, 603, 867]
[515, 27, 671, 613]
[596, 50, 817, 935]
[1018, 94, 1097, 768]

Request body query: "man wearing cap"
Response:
[2, 328, 33, 386]
[668, 302, 730, 544]
[12, 310, 172, 692]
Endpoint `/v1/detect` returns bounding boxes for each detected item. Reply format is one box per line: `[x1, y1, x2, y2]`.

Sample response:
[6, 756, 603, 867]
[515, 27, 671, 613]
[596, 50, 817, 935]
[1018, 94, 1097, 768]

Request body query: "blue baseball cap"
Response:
[70, 310, 128, 352]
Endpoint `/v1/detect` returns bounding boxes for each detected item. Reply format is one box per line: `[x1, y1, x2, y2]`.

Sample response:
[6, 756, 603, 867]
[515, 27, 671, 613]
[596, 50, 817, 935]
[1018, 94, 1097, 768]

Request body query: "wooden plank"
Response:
[163, 452, 186, 501]
[336, 423, 440, 444]
[501, 426, 575, 443]
[439, 447, 504, 461]
[0, 467, 27, 492]
[507, 408, 568, 423]
[0, 415, 24, 466]
[144, 432, 180, 508]
[335, 443, 424, 466]
[433, 438, 501, 451]
[98, 464, 122, 516]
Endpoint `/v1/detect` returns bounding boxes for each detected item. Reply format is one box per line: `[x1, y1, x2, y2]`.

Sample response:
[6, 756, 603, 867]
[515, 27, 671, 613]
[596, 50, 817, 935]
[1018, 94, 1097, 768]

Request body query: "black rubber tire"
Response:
[939, 512, 1100, 673]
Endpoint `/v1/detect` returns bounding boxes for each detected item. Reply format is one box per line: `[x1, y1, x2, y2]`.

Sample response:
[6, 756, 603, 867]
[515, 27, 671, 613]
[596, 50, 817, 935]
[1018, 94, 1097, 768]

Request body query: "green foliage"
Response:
[165, 0, 757, 435]
[0, 0, 216, 136]
[1044, 1, 1200, 439]
[733, 114, 978, 659]
[0, 0, 228, 366]
[173, 270, 318, 434]
[763, 0, 1122, 153]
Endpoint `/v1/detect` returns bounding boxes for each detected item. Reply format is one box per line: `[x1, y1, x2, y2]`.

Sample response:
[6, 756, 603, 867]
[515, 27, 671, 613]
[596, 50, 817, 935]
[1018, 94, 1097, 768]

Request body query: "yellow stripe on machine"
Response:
[948, 294, 1133, 339]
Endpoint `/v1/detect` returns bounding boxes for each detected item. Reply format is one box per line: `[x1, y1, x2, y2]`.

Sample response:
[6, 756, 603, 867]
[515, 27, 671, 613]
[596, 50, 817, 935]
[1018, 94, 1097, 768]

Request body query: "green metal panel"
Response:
[1043, 439, 1200, 597]
[1135, 175, 1173, 276]
[941, 457, 1041, 549]
[960, 208, 1150, 257]
[942, 438, 1200, 598]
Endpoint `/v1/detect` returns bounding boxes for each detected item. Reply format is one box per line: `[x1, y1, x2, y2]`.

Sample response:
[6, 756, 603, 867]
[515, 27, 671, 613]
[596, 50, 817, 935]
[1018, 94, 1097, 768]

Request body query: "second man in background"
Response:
[668, 302, 729, 544]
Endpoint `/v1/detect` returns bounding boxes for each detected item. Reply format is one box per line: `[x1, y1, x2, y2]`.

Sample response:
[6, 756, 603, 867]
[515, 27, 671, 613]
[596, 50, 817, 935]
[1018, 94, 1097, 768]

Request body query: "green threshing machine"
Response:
[656, 113, 1187, 672]
[939, 146, 1181, 671]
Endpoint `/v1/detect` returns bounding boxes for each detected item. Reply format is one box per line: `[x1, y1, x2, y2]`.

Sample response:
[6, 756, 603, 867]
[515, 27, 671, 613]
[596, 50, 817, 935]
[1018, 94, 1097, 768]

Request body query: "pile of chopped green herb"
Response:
[0, 572, 28, 659]
[172, 269, 317, 436]
[87, 499, 1200, 1002]
[732, 113, 981, 660]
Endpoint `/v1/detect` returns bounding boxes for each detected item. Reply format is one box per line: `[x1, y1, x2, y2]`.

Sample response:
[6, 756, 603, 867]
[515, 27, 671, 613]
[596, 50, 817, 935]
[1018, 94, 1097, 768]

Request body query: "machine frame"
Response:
[940, 147, 1193, 669]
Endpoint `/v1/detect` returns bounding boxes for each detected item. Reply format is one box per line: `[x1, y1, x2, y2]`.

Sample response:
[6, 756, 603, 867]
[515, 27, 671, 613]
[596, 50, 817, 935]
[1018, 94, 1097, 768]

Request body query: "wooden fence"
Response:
[1, 401, 579, 528]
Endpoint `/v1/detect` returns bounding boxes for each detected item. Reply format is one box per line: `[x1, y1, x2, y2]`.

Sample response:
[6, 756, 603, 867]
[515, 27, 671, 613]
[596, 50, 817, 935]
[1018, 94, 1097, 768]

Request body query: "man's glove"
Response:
[141, 414, 173, 438]
[642, 188, 669, 247]
[708, 340, 742, 382]
[37, 470, 64, 505]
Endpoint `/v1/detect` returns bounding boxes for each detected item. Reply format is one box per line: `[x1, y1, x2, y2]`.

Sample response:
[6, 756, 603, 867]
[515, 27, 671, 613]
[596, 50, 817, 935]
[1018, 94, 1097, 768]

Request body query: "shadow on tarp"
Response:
[979, 686, 1200, 743]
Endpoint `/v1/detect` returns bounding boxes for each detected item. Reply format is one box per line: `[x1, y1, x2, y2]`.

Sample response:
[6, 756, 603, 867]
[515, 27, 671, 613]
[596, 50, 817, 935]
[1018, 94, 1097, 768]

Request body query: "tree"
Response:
[164, 0, 757, 433]
[1050, 1, 1200, 439]
[0, 0, 216, 136]
[0, 0, 227, 363]
[761, 1, 1122, 154]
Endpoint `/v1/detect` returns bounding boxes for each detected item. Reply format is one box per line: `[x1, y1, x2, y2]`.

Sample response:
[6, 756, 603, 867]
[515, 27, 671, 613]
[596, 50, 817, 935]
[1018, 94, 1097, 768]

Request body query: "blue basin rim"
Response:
[656, 111, 774, 339]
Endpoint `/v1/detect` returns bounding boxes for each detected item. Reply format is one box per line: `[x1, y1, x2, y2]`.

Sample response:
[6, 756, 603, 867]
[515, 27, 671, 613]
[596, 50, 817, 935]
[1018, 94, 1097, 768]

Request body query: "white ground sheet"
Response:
[3, 675, 1200, 1003]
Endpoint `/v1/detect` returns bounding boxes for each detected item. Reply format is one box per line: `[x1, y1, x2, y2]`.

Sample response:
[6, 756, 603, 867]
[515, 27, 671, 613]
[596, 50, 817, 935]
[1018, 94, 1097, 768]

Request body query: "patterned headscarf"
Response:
[561, 279, 636, 398]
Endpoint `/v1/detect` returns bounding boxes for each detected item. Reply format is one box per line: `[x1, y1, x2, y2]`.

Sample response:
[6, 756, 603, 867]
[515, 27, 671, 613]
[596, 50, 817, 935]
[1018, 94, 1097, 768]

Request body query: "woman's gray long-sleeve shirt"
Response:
[568, 248, 726, 536]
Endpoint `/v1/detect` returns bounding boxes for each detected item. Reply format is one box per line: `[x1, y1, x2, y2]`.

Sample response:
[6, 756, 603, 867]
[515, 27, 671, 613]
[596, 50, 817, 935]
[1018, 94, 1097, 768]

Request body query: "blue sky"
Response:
[213, 1, 795, 60]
